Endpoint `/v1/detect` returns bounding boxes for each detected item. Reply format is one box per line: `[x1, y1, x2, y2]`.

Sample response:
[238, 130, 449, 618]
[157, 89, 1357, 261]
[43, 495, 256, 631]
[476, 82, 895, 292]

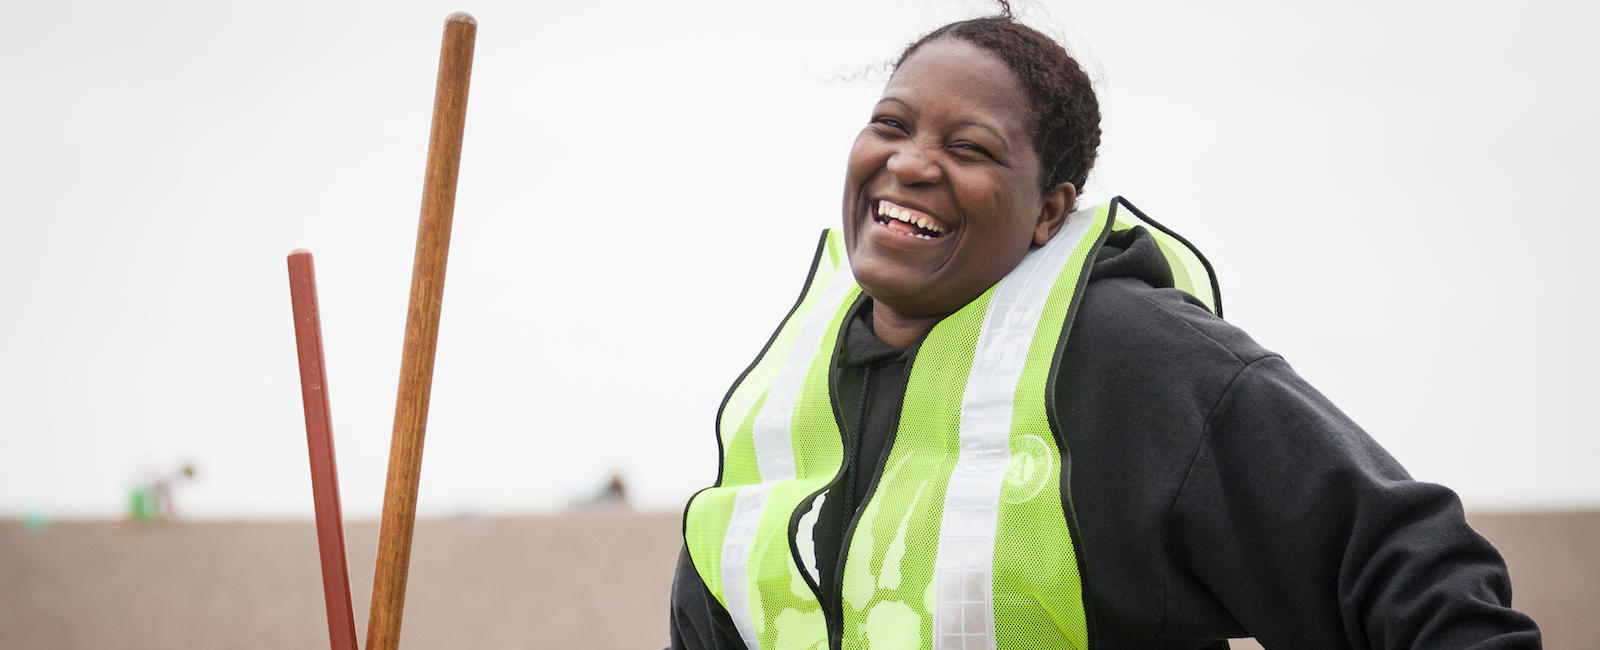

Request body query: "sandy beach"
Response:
[2, 510, 1594, 649]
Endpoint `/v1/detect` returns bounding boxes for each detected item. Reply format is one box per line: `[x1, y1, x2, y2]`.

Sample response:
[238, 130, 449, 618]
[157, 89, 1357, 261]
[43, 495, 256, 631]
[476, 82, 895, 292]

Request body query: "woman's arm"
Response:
[668, 546, 748, 650]
[1171, 356, 1541, 648]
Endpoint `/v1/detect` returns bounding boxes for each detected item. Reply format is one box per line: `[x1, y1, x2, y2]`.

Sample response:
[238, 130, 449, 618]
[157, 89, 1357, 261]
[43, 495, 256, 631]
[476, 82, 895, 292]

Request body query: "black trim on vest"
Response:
[685, 231, 834, 545]
[713, 230, 832, 487]
[1043, 200, 1120, 650]
[1113, 196, 1224, 318]
[787, 293, 870, 612]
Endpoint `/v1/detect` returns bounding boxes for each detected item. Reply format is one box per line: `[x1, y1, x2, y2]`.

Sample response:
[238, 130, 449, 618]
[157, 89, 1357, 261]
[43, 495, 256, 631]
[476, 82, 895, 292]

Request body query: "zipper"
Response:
[825, 342, 917, 650]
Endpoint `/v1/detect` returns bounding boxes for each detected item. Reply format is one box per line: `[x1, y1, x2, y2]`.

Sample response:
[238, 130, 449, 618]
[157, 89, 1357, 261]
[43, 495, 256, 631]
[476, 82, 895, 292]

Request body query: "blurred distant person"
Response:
[570, 471, 630, 511]
[128, 462, 196, 524]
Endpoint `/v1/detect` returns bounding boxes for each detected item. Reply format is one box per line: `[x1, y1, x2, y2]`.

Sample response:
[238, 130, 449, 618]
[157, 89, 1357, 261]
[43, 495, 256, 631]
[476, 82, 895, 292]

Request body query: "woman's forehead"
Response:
[882, 38, 1031, 129]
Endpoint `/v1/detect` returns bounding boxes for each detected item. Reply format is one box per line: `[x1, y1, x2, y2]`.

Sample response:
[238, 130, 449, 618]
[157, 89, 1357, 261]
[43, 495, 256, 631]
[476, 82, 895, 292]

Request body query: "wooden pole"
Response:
[287, 250, 360, 650]
[365, 13, 476, 650]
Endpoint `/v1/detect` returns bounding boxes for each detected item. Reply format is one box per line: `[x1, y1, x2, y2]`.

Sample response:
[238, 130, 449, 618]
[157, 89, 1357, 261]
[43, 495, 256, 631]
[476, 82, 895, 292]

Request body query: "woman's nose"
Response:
[885, 143, 942, 185]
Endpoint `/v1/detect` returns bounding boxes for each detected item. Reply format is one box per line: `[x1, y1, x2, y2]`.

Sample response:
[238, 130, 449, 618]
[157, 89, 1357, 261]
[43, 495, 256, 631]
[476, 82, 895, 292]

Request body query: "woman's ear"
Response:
[1034, 182, 1077, 245]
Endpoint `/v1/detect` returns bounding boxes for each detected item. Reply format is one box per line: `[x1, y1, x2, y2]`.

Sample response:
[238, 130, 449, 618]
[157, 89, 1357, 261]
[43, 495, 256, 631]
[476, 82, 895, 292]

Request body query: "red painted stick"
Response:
[288, 249, 360, 650]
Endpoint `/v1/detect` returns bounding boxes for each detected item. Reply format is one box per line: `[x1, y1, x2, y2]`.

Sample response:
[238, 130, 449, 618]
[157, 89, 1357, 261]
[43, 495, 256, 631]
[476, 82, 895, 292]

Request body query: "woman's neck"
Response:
[868, 304, 941, 349]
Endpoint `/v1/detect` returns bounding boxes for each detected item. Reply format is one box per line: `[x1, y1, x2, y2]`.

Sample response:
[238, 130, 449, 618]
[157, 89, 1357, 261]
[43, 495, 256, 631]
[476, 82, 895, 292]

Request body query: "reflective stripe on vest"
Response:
[685, 197, 1219, 650]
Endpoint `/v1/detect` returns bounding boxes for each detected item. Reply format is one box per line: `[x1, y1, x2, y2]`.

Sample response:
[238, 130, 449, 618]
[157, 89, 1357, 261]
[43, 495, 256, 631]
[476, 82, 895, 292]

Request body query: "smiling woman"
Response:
[669, 9, 1542, 650]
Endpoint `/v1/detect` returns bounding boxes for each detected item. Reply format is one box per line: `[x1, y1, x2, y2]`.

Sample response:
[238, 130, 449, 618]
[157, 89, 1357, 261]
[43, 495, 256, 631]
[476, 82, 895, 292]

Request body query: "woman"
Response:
[669, 11, 1539, 650]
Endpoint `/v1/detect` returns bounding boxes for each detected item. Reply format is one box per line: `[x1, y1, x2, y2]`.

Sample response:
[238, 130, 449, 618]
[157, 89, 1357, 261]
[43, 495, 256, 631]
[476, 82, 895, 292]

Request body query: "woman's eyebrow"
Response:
[876, 96, 915, 112]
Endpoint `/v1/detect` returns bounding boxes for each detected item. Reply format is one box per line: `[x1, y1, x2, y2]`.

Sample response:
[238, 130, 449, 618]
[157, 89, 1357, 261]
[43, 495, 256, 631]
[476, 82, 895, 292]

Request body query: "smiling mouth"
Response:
[874, 199, 946, 240]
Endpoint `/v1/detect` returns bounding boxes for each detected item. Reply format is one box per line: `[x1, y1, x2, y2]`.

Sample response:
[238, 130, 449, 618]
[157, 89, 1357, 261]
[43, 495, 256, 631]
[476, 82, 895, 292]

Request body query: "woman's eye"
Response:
[951, 142, 993, 159]
[871, 116, 908, 132]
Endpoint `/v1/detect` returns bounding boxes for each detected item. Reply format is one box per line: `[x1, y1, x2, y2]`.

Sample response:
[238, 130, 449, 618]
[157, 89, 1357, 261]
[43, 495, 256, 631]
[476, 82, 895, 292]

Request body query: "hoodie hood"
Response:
[1089, 226, 1176, 289]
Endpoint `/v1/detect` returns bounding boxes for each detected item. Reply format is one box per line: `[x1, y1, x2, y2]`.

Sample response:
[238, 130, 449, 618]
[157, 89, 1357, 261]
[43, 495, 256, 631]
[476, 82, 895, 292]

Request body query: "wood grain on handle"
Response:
[366, 12, 477, 650]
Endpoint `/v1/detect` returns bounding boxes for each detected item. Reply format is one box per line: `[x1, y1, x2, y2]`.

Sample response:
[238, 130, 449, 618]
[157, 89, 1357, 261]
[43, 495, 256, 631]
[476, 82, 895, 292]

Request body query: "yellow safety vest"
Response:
[685, 197, 1221, 650]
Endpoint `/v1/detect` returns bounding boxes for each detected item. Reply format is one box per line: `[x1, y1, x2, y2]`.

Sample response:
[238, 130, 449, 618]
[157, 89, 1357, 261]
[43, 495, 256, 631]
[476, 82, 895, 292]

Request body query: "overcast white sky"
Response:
[2, 0, 1596, 519]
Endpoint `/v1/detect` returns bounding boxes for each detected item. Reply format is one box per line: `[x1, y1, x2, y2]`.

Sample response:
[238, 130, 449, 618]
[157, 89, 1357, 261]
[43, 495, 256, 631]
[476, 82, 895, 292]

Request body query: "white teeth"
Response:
[875, 200, 945, 235]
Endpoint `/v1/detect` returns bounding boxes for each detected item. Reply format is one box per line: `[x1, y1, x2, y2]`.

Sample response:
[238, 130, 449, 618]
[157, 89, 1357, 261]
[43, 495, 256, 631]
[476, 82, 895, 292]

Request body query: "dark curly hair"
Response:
[895, 13, 1101, 192]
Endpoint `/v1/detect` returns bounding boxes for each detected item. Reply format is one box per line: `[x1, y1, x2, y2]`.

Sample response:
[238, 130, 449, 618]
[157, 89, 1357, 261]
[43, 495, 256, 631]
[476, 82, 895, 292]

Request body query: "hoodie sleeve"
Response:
[1162, 355, 1542, 648]
[669, 545, 748, 650]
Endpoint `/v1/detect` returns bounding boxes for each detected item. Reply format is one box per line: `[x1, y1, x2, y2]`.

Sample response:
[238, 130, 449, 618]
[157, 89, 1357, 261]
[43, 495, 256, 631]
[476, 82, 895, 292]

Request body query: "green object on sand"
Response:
[22, 510, 47, 531]
[130, 486, 159, 523]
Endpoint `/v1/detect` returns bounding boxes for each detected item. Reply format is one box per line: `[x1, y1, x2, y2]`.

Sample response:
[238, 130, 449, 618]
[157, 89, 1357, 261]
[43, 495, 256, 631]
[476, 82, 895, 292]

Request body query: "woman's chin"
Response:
[851, 268, 951, 319]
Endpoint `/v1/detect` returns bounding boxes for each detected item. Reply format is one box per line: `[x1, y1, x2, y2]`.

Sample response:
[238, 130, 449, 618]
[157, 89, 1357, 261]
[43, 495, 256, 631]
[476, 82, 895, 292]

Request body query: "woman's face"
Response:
[842, 37, 1070, 321]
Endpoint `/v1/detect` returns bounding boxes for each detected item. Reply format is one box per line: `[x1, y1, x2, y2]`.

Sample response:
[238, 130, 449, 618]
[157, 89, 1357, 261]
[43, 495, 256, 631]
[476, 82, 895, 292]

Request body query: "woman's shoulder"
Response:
[1081, 277, 1269, 365]
[1069, 227, 1277, 379]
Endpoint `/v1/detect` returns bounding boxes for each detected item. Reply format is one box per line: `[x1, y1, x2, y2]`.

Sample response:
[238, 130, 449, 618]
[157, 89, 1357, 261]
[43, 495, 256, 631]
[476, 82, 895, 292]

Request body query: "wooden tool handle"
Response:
[366, 12, 477, 650]
[288, 249, 360, 650]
